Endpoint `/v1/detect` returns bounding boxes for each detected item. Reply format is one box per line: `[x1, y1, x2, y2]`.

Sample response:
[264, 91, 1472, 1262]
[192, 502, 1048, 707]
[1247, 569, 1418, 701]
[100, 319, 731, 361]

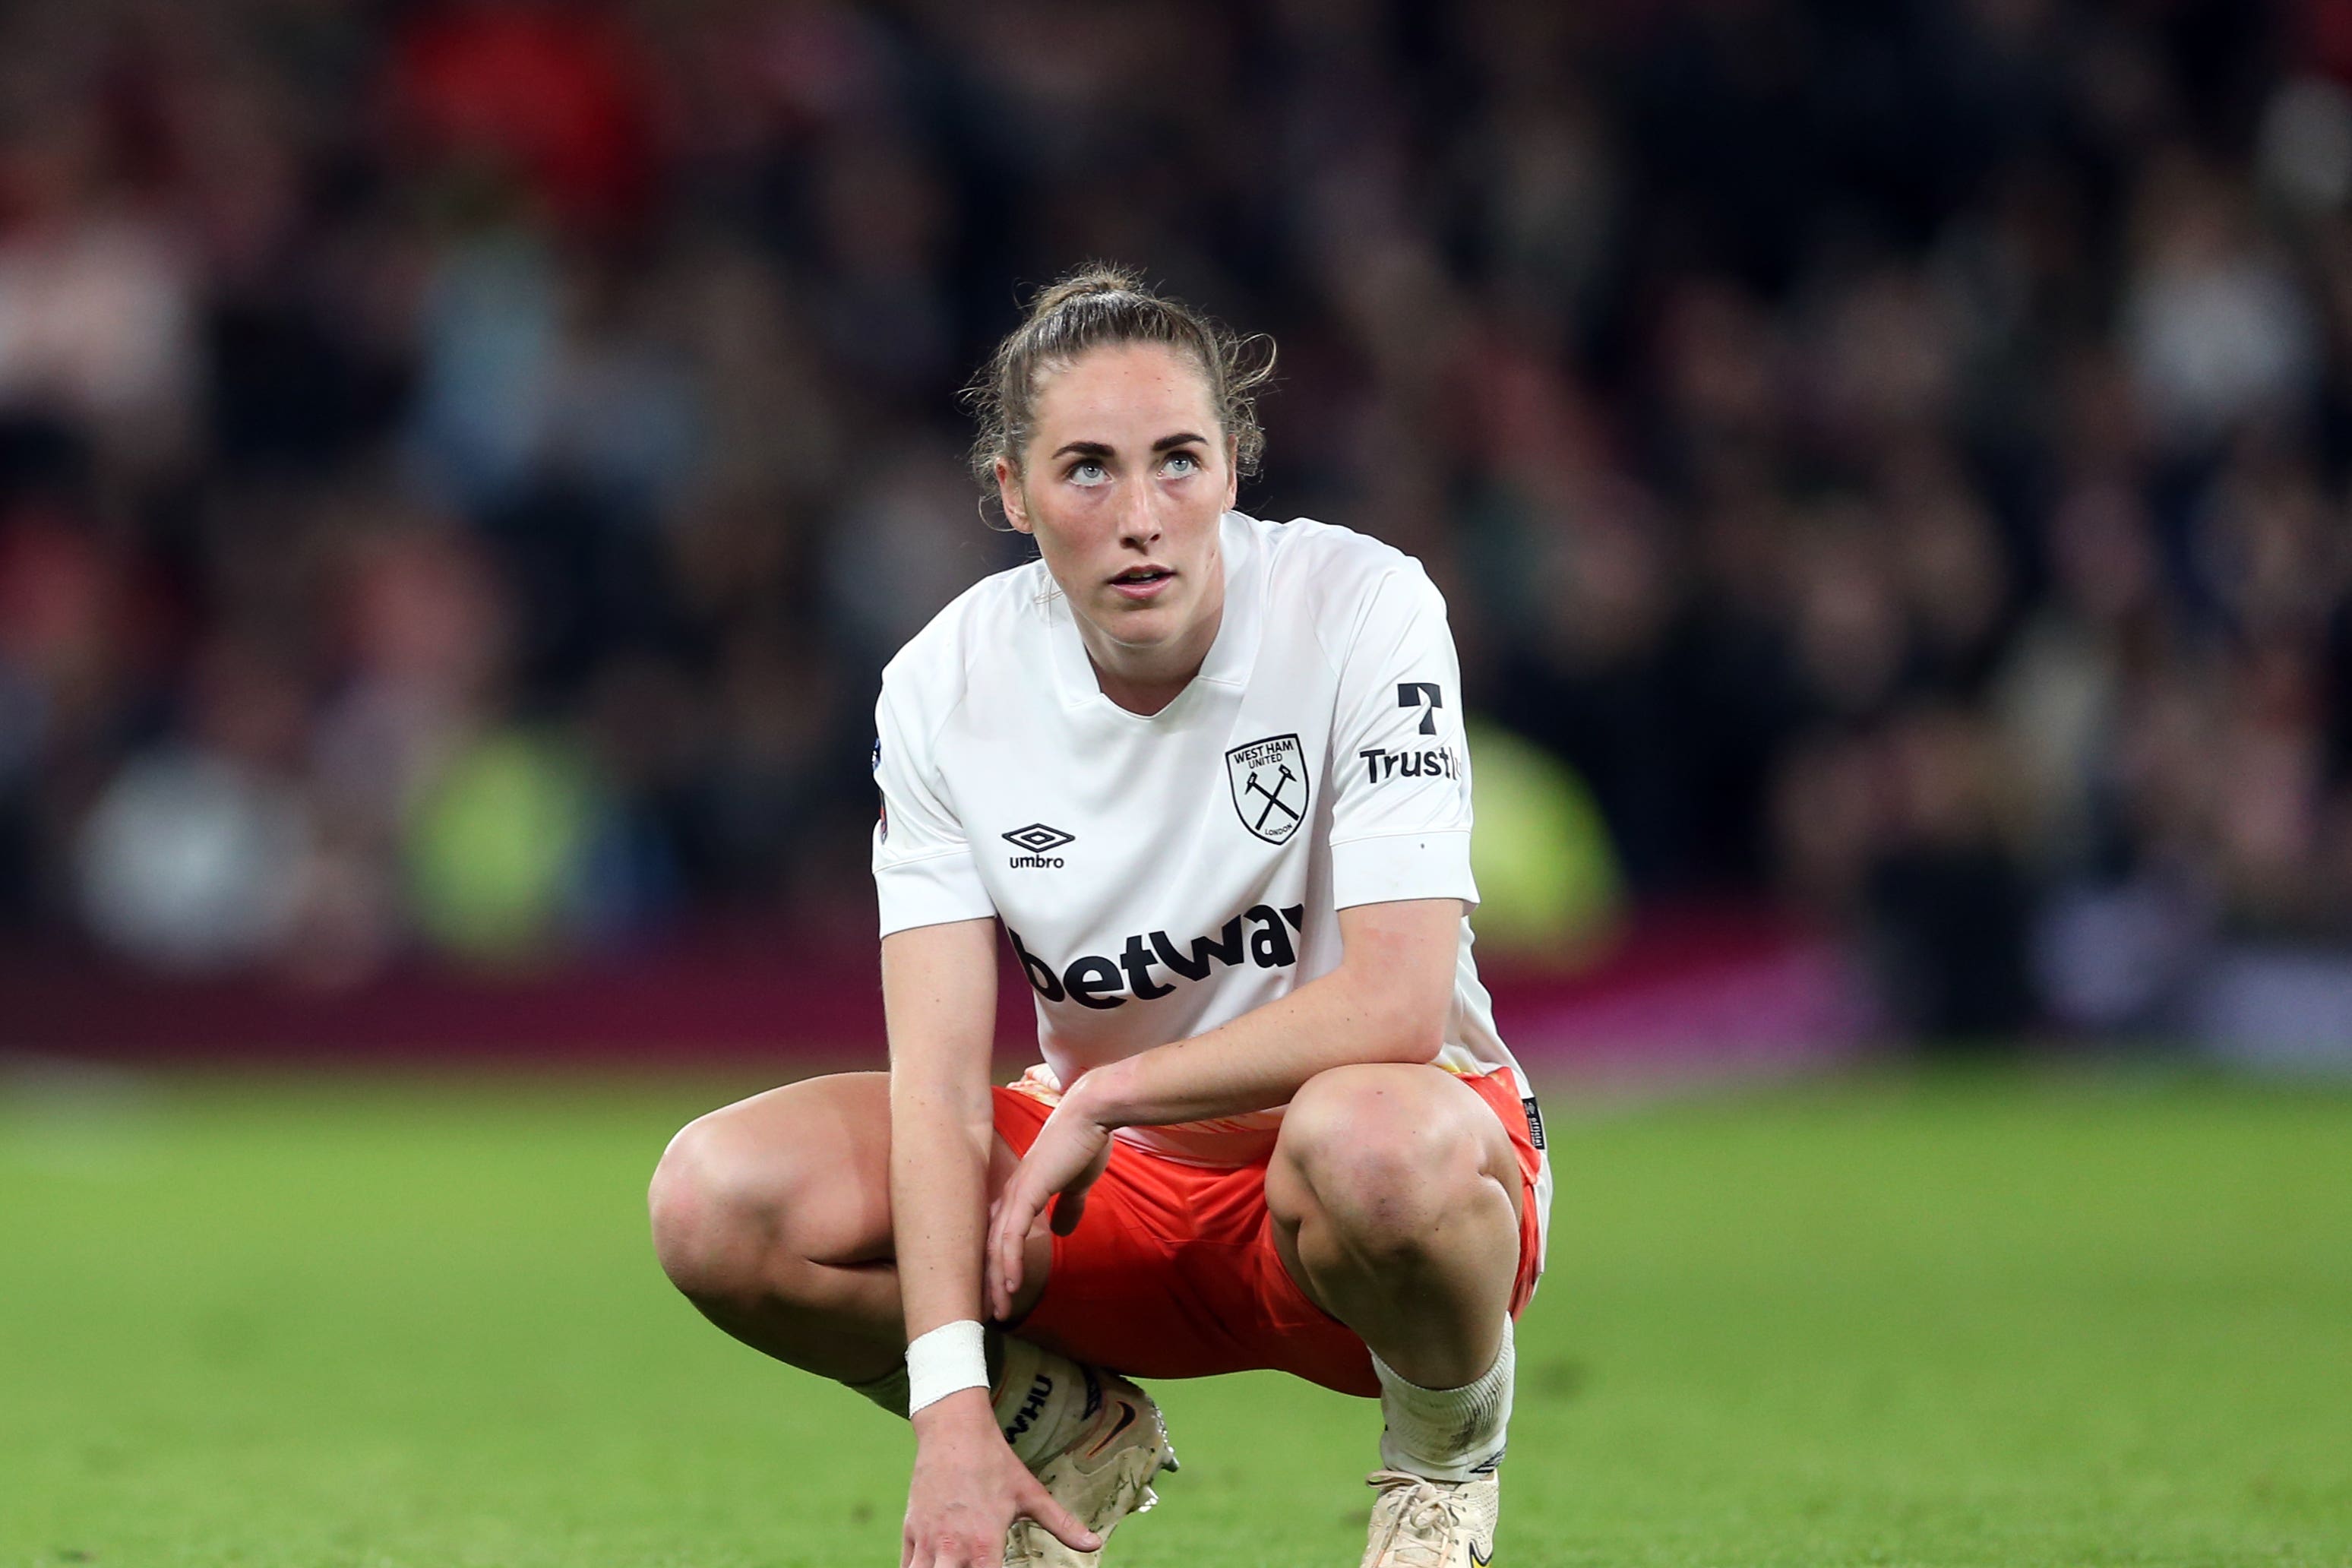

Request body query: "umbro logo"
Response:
[1003, 822, 1073, 868]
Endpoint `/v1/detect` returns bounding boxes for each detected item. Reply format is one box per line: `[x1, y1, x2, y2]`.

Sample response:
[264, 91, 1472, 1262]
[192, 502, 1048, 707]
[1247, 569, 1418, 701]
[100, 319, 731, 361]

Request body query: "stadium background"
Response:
[2, 3, 2348, 1567]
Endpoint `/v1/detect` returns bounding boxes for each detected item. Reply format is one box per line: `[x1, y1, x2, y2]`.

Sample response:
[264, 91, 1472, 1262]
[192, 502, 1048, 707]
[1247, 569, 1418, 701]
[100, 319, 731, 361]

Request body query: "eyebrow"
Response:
[1050, 432, 1211, 460]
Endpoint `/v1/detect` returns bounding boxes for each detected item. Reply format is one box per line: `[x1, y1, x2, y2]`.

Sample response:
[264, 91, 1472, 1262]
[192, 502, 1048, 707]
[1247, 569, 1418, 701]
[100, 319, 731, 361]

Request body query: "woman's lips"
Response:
[1109, 569, 1174, 602]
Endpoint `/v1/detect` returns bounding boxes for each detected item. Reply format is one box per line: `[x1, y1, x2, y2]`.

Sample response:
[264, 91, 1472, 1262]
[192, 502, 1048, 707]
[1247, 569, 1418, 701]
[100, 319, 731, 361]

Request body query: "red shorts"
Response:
[990, 1069, 1546, 1399]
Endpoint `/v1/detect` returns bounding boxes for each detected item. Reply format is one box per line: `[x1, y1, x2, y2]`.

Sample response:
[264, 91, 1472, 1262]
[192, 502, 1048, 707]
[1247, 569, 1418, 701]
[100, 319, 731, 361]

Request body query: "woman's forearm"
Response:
[882, 919, 1002, 1337]
[889, 1072, 995, 1336]
[1068, 897, 1462, 1132]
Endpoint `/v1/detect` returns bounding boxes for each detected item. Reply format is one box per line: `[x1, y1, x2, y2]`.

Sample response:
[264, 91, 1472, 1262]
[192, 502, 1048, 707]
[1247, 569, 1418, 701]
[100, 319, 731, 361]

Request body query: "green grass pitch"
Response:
[3, 1064, 2347, 1567]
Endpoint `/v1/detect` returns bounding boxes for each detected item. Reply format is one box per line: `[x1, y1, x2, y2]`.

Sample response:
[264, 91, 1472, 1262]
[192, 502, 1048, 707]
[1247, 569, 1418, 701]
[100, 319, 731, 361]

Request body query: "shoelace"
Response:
[1369, 1474, 1472, 1568]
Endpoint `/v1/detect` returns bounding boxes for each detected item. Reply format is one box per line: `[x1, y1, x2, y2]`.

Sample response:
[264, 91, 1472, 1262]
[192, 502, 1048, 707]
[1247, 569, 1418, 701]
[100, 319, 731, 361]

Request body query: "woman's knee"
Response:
[649, 1111, 776, 1301]
[1274, 1065, 1508, 1259]
[646, 1076, 888, 1304]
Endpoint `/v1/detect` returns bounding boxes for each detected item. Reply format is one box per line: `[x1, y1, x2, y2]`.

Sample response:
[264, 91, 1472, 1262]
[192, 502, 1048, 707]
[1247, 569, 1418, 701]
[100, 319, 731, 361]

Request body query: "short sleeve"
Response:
[1326, 569, 1479, 910]
[871, 675, 995, 937]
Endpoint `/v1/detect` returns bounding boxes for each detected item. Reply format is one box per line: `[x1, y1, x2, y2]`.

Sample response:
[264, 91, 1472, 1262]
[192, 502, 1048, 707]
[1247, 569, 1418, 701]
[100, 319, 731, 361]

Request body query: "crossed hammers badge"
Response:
[1225, 733, 1310, 845]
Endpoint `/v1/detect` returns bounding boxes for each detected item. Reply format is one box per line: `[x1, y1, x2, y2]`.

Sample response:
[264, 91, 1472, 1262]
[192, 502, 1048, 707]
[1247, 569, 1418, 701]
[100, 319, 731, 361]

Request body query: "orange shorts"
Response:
[990, 1070, 1546, 1399]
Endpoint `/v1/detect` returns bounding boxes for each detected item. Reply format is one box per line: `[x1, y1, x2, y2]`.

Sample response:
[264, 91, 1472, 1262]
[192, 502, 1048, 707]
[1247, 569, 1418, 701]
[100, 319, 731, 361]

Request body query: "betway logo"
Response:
[1009, 904, 1306, 1010]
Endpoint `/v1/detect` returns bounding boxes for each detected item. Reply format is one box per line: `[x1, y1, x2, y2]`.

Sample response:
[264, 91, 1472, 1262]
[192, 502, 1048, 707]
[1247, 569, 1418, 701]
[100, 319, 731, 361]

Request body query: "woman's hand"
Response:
[903, 1389, 1099, 1568]
[985, 1092, 1114, 1322]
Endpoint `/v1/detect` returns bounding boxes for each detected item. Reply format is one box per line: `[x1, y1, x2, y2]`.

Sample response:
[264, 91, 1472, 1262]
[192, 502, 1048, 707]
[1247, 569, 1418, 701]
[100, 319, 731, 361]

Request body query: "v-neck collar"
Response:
[1043, 511, 1264, 722]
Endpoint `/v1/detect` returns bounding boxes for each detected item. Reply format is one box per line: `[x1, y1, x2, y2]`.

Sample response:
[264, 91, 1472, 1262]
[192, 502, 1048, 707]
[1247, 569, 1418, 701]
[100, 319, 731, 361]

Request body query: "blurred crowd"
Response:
[2, 0, 2348, 1038]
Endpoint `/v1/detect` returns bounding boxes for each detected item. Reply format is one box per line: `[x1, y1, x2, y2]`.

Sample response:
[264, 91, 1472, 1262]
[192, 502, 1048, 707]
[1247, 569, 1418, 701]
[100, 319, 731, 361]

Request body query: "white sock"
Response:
[1370, 1318, 1515, 1482]
[989, 1336, 1101, 1465]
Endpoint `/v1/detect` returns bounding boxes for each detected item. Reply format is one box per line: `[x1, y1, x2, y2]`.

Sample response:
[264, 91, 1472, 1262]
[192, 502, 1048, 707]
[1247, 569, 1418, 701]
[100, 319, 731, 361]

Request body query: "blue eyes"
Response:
[1067, 452, 1201, 485]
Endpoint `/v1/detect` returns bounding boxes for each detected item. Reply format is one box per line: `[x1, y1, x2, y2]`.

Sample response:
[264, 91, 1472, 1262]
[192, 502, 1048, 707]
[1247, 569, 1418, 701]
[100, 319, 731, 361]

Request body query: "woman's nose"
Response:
[1119, 483, 1162, 545]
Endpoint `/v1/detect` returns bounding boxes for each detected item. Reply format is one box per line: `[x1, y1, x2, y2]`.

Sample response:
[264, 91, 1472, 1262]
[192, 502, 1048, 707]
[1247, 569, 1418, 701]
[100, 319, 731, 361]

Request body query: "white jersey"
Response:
[871, 511, 1549, 1267]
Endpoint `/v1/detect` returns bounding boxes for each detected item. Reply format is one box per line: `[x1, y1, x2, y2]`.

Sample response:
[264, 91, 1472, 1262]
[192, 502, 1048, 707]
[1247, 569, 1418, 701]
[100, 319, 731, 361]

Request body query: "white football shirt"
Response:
[872, 511, 1549, 1269]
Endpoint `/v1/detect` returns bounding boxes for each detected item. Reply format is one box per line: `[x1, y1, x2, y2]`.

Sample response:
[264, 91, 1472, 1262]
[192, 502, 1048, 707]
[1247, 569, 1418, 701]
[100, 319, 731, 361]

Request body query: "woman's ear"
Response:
[994, 457, 1031, 533]
[1223, 435, 1240, 509]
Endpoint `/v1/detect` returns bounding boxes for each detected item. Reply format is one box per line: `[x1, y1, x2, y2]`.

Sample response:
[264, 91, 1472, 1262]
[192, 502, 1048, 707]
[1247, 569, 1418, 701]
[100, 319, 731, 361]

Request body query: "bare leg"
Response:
[1264, 1064, 1522, 1389]
[646, 1071, 1051, 1384]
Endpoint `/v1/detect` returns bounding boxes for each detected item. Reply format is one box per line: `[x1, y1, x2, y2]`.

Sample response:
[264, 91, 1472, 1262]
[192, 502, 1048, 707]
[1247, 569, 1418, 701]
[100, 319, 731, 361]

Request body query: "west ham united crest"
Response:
[1226, 733, 1310, 845]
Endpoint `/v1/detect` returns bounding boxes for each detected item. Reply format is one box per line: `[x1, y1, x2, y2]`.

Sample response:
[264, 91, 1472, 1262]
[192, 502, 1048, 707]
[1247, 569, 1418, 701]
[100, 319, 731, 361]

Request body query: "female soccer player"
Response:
[649, 269, 1551, 1568]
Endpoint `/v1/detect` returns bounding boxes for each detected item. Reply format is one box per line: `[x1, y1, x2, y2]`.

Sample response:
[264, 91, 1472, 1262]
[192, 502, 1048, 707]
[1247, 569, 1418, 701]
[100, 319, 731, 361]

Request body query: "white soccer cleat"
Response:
[1358, 1469, 1500, 1568]
[1004, 1368, 1178, 1568]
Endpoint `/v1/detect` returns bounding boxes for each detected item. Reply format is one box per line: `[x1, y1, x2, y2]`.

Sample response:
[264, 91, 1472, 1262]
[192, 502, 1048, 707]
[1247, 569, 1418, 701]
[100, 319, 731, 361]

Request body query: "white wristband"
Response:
[906, 1319, 990, 1415]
